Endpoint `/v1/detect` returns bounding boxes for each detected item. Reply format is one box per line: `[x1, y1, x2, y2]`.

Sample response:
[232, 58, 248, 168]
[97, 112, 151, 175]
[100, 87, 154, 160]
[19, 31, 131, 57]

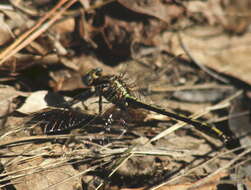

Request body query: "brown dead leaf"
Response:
[220, 0, 251, 34]
[51, 17, 75, 34]
[100, 15, 166, 57]
[168, 27, 251, 85]
[1, 7, 33, 34]
[0, 85, 27, 116]
[17, 164, 81, 190]
[102, 16, 139, 57]
[156, 172, 228, 190]
[118, 0, 185, 23]
[0, 13, 13, 45]
[2, 143, 81, 190]
[49, 69, 83, 91]
[185, 0, 224, 26]
[229, 94, 251, 146]
[186, 0, 251, 34]
[244, 178, 251, 189]
[17, 91, 50, 114]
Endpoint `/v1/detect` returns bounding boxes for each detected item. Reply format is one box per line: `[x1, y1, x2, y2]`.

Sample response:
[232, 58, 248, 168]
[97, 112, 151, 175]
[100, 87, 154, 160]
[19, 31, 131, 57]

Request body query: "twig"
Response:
[150, 145, 249, 190]
[0, 0, 77, 65]
[188, 148, 251, 190]
[43, 166, 98, 190]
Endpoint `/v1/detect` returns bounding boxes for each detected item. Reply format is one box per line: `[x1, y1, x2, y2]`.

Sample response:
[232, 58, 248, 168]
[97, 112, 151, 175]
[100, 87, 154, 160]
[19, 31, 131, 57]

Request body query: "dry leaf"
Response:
[118, 0, 184, 23]
[0, 85, 27, 115]
[17, 91, 65, 114]
[169, 27, 251, 85]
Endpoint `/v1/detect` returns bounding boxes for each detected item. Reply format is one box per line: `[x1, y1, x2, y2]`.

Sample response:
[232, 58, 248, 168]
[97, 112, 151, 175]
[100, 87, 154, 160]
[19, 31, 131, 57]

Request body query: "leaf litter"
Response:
[0, 0, 251, 190]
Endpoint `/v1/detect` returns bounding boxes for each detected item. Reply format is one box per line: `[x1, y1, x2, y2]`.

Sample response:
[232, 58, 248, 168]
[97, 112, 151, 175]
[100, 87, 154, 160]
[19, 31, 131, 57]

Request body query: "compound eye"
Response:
[95, 68, 103, 76]
[82, 74, 93, 86]
[82, 68, 103, 86]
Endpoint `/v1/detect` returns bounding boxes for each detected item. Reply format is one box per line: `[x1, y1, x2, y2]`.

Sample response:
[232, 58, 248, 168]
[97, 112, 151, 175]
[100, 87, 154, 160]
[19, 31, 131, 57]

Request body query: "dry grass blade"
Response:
[150, 145, 249, 190]
[149, 83, 232, 93]
[0, 135, 104, 189]
[0, 134, 111, 149]
[43, 166, 98, 190]
[0, 158, 69, 184]
[107, 144, 139, 177]
[0, 0, 117, 65]
[0, 135, 73, 149]
[0, 0, 77, 65]
[188, 148, 251, 190]
[94, 146, 136, 190]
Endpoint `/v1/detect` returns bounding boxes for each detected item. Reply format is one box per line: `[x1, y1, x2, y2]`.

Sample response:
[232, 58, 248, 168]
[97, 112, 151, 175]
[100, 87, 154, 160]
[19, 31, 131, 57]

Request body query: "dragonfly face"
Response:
[82, 68, 103, 86]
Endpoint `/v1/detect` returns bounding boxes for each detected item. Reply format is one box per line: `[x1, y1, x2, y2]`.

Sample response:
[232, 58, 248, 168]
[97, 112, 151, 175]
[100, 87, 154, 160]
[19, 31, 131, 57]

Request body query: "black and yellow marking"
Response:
[126, 98, 230, 142]
[82, 68, 231, 143]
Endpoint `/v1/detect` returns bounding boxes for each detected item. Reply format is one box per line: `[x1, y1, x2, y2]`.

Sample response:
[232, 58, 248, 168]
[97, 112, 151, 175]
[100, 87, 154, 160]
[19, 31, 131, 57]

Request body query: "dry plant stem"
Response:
[0, 126, 27, 140]
[10, 0, 41, 16]
[149, 83, 232, 92]
[109, 152, 134, 177]
[0, 145, 104, 188]
[230, 157, 251, 171]
[0, 0, 68, 58]
[96, 147, 190, 189]
[188, 148, 251, 190]
[0, 0, 116, 65]
[0, 0, 77, 65]
[43, 166, 98, 190]
[147, 90, 242, 143]
[177, 31, 229, 84]
[4, 143, 36, 166]
[96, 150, 135, 190]
[0, 4, 14, 11]
[150, 145, 249, 190]
[1, 146, 52, 160]
[42, 153, 115, 190]
[0, 158, 70, 184]
[0, 134, 107, 149]
[213, 109, 250, 123]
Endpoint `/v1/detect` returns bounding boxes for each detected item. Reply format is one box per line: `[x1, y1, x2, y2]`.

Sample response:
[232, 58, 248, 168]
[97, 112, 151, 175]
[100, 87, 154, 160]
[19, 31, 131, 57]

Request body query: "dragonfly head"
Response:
[82, 68, 103, 86]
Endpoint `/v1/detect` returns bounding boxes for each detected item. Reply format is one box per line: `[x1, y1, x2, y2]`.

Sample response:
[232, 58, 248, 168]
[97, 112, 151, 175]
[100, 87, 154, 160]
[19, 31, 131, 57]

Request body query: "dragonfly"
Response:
[81, 67, 231, 143]
[25, 67, 231, 143]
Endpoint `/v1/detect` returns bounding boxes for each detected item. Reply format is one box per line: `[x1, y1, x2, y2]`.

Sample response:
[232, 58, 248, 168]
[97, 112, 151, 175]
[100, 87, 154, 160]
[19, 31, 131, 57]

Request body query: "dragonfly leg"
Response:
[104, 113, 128, 139]
[117, 118, 128, 139]
[64, 88, 95, 108]
[98, 94, 103, 115]
[104, 113, 113, 132]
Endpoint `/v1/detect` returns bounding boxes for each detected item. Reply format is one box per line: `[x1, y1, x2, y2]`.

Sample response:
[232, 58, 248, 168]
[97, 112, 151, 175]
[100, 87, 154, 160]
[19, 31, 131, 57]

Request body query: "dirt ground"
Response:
[0, 0, 251, 190]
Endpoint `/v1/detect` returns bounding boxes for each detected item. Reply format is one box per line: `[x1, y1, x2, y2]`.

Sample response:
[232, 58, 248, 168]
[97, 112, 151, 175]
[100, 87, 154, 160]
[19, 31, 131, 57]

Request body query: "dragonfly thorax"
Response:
[101, 75, 134, 108]
[83, 68, 136, 109]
